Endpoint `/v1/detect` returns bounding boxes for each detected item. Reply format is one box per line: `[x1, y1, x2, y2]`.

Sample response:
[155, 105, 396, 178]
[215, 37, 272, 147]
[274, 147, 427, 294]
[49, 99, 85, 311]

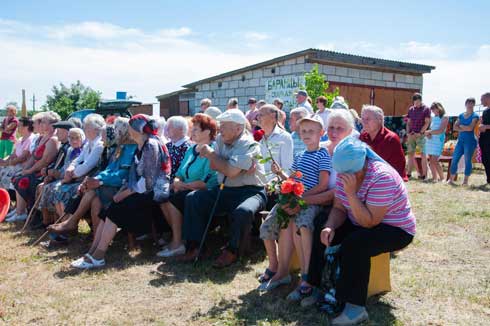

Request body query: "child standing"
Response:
[259, 115, 331, 301]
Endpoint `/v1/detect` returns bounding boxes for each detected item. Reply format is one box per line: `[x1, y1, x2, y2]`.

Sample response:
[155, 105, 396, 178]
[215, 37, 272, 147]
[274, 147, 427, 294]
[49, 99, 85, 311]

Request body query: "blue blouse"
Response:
[95, 144, 137, 187]
[175, 144, 218, 189]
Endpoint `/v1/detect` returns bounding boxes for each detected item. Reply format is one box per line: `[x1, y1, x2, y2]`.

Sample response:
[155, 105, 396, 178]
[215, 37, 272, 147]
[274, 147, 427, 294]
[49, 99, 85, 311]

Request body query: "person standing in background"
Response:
[0, 104, 19, 158]
[406, 93, 431, 179]
[478, 92, 490, 185]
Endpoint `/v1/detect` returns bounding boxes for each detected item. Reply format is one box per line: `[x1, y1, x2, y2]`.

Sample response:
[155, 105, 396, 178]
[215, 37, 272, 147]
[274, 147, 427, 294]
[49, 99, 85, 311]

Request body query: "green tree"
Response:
[303, 64, 339, 112]
[45, 81, 101, 119]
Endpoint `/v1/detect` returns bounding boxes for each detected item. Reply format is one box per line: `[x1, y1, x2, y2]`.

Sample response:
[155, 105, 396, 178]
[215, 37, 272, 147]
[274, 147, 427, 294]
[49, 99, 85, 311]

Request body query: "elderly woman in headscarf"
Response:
[51, 114, 105, 218]
[8, 112, 60, 222]
[320, 136, 416, 326]
[70, 114, 171, 269]
[48, 117, 137, 234]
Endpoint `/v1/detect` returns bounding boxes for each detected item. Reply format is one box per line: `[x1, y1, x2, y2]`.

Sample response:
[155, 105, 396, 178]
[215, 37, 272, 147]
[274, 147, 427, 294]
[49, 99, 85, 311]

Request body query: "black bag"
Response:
[319, 244, 343, 316]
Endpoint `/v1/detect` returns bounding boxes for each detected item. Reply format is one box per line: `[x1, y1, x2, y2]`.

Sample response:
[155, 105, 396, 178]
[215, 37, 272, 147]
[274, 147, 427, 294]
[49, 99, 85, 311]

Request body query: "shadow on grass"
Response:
[467, 183, 490, 192]
[367, 295, 398, 325]
[148, 233, 267, 286]
[193, 290, 397, 325]
[192, 287, 327, 326]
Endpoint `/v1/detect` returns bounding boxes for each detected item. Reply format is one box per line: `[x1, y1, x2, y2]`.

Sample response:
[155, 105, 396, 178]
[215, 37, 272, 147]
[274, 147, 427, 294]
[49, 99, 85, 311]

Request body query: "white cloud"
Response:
[0, 20, 276, 110]
[243, 32, 270, 42]
[1, 20, 488, 117]
[317, 41, 489, 115]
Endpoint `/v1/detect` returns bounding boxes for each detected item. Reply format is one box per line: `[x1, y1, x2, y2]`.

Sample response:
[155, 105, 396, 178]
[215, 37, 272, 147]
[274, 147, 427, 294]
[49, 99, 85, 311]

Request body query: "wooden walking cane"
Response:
[21, 150, 66, 232]
[31, 212, 68, 246]
[21, 192, 43, 232]
[194, 177, 227, 265]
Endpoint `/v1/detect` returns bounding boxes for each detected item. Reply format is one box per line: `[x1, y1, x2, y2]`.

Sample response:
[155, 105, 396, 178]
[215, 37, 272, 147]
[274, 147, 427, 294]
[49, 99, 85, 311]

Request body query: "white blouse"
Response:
[71, 136, 104, 178]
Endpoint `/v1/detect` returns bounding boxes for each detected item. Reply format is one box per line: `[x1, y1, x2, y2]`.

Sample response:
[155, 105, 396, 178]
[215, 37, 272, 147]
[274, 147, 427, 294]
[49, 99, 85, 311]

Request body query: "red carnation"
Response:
[253, 129, 265, 142]
[293, 182, 305, 196]
[280, 180, 294, 194]
[18, 178, 29, 190]
[294, 171, 303, 179]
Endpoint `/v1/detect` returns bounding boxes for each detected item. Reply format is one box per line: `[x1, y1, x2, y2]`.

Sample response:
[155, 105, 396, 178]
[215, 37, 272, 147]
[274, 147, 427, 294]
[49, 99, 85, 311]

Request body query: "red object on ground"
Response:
[0, 188, 10, 223]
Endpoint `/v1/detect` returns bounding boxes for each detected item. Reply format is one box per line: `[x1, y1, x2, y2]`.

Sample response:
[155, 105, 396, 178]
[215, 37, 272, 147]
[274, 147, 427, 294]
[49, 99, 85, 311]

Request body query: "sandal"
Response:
[258, 268, 276, 283]
[286, 284, 313, 301]
[71, 253, 105, 270]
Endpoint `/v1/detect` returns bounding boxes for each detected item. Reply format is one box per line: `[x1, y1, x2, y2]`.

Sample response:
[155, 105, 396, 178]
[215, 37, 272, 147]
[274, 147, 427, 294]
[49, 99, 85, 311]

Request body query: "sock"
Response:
[343, 303, 366, 319]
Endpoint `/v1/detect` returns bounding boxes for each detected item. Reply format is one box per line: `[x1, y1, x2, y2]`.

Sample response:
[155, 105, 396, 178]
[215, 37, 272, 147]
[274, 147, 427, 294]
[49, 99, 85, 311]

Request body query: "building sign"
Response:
[264, 75, 305, 113]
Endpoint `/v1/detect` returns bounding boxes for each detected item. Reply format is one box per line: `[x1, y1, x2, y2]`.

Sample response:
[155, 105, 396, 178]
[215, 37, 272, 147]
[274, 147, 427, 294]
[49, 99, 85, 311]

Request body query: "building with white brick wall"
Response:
[156, 48, 435, 117]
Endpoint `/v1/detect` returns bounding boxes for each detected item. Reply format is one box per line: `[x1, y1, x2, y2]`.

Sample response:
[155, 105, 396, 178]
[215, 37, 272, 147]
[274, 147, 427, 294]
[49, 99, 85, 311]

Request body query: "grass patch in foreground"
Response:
[0, 172, 489, 325]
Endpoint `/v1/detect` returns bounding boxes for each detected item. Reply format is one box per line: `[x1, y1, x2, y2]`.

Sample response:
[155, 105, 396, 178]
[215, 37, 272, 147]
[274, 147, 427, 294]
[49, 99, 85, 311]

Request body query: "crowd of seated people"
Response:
[0, 93, 421, 326]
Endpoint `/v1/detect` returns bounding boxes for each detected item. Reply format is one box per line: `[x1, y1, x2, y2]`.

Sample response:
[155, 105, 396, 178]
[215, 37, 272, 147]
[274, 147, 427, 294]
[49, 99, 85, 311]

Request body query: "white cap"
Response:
[330, 96, 349, 110]
[216, 109, 247, 125]
[203, 106, 222, 120]
[297, 114, 324, 129]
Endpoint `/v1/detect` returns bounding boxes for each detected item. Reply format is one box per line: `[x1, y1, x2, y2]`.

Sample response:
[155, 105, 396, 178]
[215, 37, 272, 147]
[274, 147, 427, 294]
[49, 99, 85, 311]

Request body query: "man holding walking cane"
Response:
[179, 109, 267, 268]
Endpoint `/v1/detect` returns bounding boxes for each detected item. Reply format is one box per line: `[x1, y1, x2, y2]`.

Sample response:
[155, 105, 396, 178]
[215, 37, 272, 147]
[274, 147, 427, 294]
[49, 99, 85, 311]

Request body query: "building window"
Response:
[241, 75, 245, 81]
[271, 68, 275, 74]
[218, 82, 222, 88]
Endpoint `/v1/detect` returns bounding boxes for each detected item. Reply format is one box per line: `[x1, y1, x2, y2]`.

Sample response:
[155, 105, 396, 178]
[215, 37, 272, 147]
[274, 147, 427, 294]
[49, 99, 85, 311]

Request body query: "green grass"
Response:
[0, 171, 489, 325]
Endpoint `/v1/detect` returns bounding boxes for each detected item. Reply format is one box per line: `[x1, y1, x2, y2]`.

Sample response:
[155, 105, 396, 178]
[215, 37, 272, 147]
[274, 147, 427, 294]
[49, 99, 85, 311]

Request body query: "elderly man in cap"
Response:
[179, 109, 267, 267]
[296, 90, 314, 114]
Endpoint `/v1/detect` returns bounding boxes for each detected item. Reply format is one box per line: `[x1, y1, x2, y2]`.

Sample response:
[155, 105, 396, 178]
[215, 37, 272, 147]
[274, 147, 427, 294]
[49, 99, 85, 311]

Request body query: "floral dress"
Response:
[39, 146, 82, 211]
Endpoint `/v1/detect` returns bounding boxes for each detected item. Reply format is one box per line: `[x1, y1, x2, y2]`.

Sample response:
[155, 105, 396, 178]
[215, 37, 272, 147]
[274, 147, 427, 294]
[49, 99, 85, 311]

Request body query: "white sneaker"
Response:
[6, 213, 27, 222]
[71, 254, 105, 269]
[6, 209, 16, 218]
[5, 214, 17, 222]
[13, 213, 28, 222]
[156, 244, 186, 258]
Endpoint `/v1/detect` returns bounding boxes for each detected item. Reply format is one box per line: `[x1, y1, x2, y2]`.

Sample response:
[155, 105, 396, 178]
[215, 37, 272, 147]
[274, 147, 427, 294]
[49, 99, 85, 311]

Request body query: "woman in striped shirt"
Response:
[322, 136, 415, 326]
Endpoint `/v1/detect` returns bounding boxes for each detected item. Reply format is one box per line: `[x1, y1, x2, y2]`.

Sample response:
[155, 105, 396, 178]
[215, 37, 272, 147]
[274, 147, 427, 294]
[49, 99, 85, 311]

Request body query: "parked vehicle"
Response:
[67, 99, 142, 122]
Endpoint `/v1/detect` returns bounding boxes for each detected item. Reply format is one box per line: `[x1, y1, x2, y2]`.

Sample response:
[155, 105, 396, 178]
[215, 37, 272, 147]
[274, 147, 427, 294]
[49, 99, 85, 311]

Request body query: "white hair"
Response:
[32, 112, 46, 122]
[361, 105, 384, 123]
[83, 113, 106, 135]
[42, 111, 61, 124]
[326, 109, 355, 130]
[114, 117, 130, 143]
[290, 107, 309, 119]
[200, 98, 212, 106]
[167, 115, 188, 135]
[68, 127, 86, 143]
[156, 117, 167, 138]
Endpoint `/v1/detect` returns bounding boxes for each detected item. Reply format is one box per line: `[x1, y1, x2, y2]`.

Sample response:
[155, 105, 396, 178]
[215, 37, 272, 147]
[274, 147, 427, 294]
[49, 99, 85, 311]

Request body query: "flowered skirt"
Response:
[0, 165, 22, 190]
[38, 180, 59, 211]
[53, 181, 82, 208]
[12, 172, 43, 207]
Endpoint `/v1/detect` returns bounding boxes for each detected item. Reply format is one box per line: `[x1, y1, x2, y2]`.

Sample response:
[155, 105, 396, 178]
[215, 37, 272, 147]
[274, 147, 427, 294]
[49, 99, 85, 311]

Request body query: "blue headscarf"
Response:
[332, 136, 385, 174]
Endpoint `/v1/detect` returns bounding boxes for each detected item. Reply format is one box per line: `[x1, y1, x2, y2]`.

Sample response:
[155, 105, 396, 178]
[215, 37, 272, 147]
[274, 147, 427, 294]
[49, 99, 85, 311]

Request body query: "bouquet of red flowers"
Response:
[273, 171, 307, 229]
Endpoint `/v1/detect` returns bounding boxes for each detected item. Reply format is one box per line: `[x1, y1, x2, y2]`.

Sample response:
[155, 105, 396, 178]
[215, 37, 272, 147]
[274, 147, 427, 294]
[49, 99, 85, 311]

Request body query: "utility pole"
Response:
[30, 94, 36, 112]
[21, 89, 27, 117]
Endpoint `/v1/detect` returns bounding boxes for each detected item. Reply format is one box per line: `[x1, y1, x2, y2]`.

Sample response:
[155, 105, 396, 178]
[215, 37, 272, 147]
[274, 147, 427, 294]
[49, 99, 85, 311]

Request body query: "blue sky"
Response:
[1, 0, 489, 114]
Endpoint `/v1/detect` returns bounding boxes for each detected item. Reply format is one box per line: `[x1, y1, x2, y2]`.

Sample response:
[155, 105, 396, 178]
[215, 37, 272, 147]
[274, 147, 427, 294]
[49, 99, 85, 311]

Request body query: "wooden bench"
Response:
[415, 154, 454, 181]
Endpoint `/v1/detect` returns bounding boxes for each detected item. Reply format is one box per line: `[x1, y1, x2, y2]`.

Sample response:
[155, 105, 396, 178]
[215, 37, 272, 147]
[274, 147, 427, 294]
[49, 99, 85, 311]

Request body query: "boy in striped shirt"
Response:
[259, 115, 331, 300]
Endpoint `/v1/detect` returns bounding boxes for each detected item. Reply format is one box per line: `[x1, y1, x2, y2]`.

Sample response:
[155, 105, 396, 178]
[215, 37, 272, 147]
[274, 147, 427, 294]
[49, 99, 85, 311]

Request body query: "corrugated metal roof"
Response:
[180, 48, 435, 89]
